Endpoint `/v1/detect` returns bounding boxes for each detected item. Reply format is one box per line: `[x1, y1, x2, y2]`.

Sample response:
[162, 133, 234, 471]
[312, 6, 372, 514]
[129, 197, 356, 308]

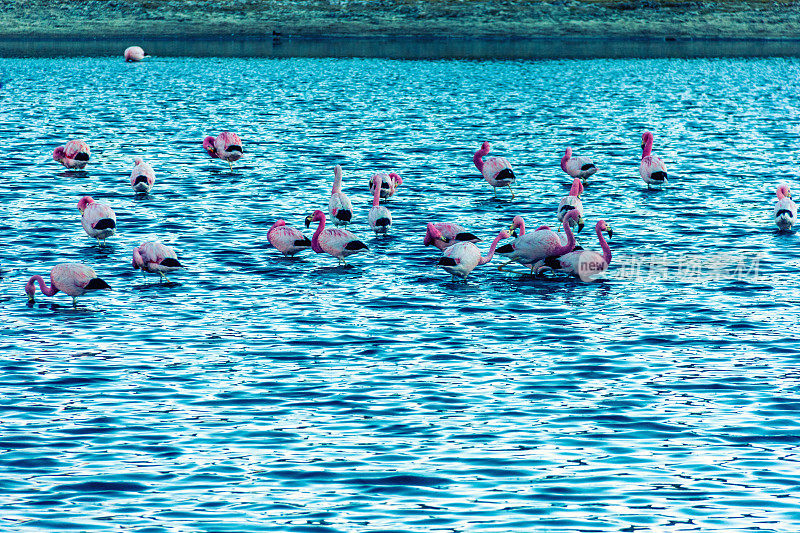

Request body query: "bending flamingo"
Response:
[438, 229, 511, 280]
[368, 174, 392, 234]
[78, 196, 116, 246]
[305, 210, 368, 265]
[473, 141, 517, 199]
[369, 172, 403, 200]
[329, 165, 353, 226]
[268, 220, 312, 256]
[25, 263, 110, 306]
[561, 147, 596, 184]
[775, 184, 797, 231]
[640, 131, 668, 188]
[557, 178, 585, 232]
[53, 140, 90, 169]
[124, 46, 146, 62]
[536, 220, 613, 281]
[132, 242, 184, 282]
[203, 131, 243, 170]
[499, 210, 581, 273]
[424, 222, 480, 251]
[130, 157, 155, 194]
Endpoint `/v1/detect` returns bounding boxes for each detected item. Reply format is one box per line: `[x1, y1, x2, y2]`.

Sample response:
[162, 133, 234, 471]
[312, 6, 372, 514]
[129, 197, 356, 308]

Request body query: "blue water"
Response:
[1, 56, 799, 532]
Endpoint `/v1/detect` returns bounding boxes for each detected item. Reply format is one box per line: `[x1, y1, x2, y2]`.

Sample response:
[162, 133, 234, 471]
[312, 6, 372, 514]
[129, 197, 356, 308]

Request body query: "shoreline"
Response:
[3, 36, 800, 60]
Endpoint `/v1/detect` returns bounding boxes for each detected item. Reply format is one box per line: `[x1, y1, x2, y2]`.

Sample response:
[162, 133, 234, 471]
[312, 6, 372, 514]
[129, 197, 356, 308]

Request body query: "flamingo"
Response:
[268, 220, 312, 256]
[130, 157, 155, 194]
[78, 196, 116, 246]
[438, 229, 511, 280]
[369, 172, 402, 200]
[53, 140, 90, 169]
[132, 242, 184, 282]
[640, 131, 668, 188]
[561, 147, 597, 184]
[535, 220, 613, 281]
[368, 174, 392, 234]
[203, 132, 243, 170]
[25, 263, 110, 306]
[124, 46, 146, 62]
[775, 184, 797, 231]
[424, 222, 480, 251]
[557, 178, 585, 232]
[473, 141, 517, 199]
[329, 165, 353, 226]
[305, 210, 368, 265]
[499, 210, 581, 273]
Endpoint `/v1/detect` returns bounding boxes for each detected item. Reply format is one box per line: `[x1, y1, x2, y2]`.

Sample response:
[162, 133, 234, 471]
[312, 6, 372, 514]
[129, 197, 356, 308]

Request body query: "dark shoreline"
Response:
[3, 36, 800, 60]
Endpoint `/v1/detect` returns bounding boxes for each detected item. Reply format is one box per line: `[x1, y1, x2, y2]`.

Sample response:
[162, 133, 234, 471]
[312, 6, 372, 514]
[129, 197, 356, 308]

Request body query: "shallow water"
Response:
[1, 56, 799, 532]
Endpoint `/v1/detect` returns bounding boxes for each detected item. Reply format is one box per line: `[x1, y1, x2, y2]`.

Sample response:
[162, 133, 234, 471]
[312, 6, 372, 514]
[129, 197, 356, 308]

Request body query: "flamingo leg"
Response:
[228, 160, 233, 172]
[72, 297, 77, 307]
[493, 187, 497, 197]
[508, 184, 515, 199]
[158, 271, 165, 283]
[498, 258, 515, 271]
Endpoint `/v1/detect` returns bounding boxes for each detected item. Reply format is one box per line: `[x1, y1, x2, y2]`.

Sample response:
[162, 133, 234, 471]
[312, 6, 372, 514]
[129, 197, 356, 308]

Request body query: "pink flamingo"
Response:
[124, 46, 146, 62]
[535, 220, 613, 281]
[132, 242, 184, 282]
[305, 210, 368, 265]
[438, 229, 511, 280]
[268, 220, 312, 256]
[557, 178, 585, 232]
[424, 222, 480, 251]
[53, 140, 90, 169]
[130, 157, 155, 194]
[499, 210, 581, 273]
[25, 263, 110, 306]
[203, 132, 243, 170]
[329, 165, 353, 226]
[473, 141, 517, 199]
[640, 131, 668, 188]
[369, 172, 402, 200]
[561, 147, 596, 184]
[775, 184, 797, 231]
[368, 174, 392, 234]
[78, 196, 116, 246]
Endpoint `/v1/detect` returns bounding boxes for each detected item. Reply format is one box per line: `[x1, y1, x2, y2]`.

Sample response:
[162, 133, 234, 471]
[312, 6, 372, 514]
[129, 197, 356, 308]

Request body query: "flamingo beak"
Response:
[641, 142, 645, 150]
[577, 218, 585, 232]
[607, 227, 613, 238]
[305, 215, 312, 228]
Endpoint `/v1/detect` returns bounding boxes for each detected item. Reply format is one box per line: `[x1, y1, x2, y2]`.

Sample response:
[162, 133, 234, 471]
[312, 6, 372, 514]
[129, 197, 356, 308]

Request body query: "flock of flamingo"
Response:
[23, 47, 799, 306]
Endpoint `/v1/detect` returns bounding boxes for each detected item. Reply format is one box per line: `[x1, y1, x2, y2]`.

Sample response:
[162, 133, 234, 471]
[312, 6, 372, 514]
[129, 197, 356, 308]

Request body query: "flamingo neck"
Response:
[597, 225, 612, 265]
[473, 146, 488, 172]
[554, 216, 577, 256]
[560, 149, 571, 172]
[372, 175, 382, 207]
[478, 232, 506, 265]
[27, 275, 58, 297]
[569, 179, 582, 197]
[642, 137, 653, 159]
[332, 167, 343, 194]
[311, 218, 325, 253]
[515, 217, 525, 236]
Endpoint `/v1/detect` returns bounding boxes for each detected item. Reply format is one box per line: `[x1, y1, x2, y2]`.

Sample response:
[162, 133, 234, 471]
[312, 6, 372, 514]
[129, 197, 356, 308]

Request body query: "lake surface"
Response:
[1, 56, 799, 531]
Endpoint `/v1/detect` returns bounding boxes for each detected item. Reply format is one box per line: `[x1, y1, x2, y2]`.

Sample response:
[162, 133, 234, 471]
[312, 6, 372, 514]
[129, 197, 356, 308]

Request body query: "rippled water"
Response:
[1, 56, 800, 531]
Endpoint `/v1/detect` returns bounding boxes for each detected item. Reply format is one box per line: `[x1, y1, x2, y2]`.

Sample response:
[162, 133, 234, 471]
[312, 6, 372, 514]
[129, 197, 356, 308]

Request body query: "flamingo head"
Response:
[134, 157, 143, 166]
[53, 146, 66, 162]
[777, 184, 791, 200]
[560, 147, 572, 172]
[334, 165, 342, 179]
[569, 178, 583, 197]
[389, 173, 402, 187]
[305, 210, 325, 228]
[269, 219, 287, 232]
[424, 223, 445, 246]
[641, 131, 653, 151]
[497, 230, 511, 240]
[24, 277, 36, 300]
[77, 196, 95, 213]
[564, 147, 572, 159]
[202, 136, 216, 154]
[566, 209, 584, 233]
[481, 141, 491, 153]
[509, 215, 525, 237]
[596, 219, 613, 238]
